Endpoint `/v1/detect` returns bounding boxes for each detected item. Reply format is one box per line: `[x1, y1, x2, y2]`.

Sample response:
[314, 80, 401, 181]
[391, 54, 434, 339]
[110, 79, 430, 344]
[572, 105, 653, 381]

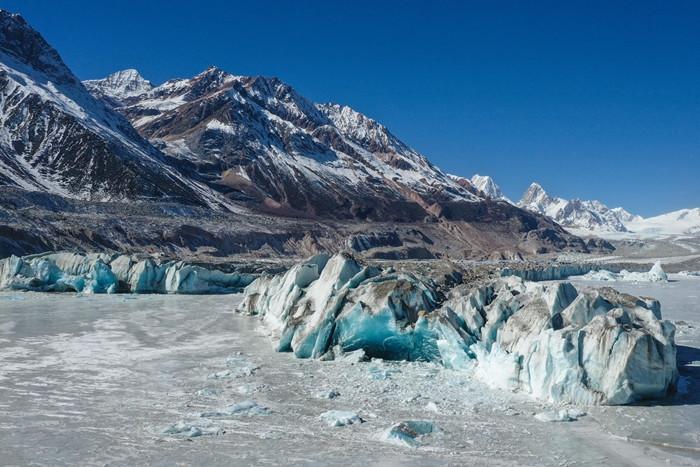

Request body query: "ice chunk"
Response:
[534, 408, 586, 422]
[200, 400, 269, 417]
[424, 401, 439, 413]
[195, 387, 221, 398]
[317, 389, 340, 399]
[162, 261, 254, 294]
[0, 253, 118, 293]
[581, 261, 668, 283]
[319, 410, 363, 427]
[334, 348, 369, 363]
[380, 420, 437, 447]
[162, 420, 222, 437]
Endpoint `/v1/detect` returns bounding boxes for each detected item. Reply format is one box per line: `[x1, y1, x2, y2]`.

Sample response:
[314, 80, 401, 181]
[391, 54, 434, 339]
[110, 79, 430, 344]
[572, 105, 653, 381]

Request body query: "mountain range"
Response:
[471, 174, 700, 238]
[0, 9, 610, 259]
[85, 66, 489, 221]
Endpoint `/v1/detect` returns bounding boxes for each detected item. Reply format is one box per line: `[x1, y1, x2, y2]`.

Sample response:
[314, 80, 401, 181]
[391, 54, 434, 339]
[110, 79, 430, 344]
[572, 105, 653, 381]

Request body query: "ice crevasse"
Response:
[237, 252, 678, 405]
[0, 252, 255, 294]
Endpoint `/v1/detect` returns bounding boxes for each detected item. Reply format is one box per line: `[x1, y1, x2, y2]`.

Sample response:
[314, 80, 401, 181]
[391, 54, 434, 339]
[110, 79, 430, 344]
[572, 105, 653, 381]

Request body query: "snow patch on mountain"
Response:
[205, 119, 236, 135]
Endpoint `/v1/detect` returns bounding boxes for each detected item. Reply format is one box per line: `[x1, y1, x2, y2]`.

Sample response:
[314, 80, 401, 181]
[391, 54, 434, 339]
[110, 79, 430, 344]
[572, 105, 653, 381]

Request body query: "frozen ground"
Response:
[0, 283, 698, 466]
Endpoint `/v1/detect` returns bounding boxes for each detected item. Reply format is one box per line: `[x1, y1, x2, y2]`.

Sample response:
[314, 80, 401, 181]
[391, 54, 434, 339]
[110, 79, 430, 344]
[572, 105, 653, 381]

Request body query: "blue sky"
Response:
[4, 0, 699, 216]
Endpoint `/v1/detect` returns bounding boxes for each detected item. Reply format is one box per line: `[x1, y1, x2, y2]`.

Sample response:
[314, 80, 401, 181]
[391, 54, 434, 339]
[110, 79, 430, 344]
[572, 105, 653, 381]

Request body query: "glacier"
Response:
[237, 253, 678, 405]
[0, 252, 255, 294]
[580, 261, 668, 283]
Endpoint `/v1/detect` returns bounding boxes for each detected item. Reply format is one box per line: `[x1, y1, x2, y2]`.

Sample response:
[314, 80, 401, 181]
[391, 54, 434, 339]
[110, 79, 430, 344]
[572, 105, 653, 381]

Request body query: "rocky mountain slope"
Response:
[87, 66, 486, 221]
[0, 10, 227, 207]
[0, 9, 604, 260]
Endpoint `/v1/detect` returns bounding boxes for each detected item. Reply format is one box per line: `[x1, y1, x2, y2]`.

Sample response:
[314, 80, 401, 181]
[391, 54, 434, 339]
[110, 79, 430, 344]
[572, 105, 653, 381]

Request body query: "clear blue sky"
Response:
[3, 0, 699, 216]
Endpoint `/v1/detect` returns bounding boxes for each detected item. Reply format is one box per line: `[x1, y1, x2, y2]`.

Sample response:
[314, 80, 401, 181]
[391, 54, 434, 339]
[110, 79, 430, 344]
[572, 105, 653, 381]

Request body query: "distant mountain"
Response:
[470, 174, 512, 203]
[84, 69, 153, 106]
[518, 182, 639, 232]
[623, 208, 700, 238]
[515, 181, 700, 238]
[0, 10, 219, 206]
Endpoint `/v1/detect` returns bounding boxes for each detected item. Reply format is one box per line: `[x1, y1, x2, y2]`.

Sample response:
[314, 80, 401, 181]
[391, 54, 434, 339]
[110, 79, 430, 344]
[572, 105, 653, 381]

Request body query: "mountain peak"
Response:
[83, 68, 153, 102]
[518, 183, 637, 233]
[0, 9, 76, 85]
[470, 174, 510, 202]
[520, 182, 550, 206]
[195, 65, 231, 79]
[527, 181, 545, 192]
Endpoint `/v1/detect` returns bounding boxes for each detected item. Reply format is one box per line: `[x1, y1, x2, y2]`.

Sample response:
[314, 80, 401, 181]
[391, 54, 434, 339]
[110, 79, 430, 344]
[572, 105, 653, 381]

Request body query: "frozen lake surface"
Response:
[0, 276, 698, 466]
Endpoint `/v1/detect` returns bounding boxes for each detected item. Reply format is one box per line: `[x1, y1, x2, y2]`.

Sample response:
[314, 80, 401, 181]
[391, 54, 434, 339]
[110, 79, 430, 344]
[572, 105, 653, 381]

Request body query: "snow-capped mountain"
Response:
[516, 182, 700, 238]
[0, 9, 600, 258]
[88, 66, 488, 220]
[83, 69, 153, 105]
[518, 183, 640, 232]
[0, 10, 219, 206]
[469, 174, 512, 202]
[623, 208, 700, 237]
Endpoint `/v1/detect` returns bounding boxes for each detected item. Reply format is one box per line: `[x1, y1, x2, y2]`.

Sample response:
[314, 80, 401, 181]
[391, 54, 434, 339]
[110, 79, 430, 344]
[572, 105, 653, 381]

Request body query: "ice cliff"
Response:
[0, 252, 255, 294]
[237, 253, 678, 405]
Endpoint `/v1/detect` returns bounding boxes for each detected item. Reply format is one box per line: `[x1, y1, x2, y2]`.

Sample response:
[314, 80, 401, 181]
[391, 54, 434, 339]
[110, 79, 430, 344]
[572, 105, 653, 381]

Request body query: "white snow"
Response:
[470, 174, 512, 203]
[622, 208, 700, 238]
[518, 182, 633, 232]
[581, 261, 668, 282]
[205, 119, 236, 134]
[83, 69, 153, 101]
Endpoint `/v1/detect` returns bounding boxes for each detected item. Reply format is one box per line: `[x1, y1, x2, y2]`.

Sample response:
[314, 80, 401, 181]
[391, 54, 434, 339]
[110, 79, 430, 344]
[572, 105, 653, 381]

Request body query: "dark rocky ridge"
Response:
[0, 187, 611, 261]
[0, 10, 218, 206]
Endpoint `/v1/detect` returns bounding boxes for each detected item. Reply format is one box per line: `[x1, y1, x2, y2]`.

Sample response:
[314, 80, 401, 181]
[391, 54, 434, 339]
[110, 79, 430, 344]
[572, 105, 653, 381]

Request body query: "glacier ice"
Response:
[317, 389, 341, 399]
[319, 410, 363, 427]
[581, 261, 668, 283]
[0, 252, 255, 294]
[380, 420, 438, 447]
[200, 400, 269, 418]
[237, 253, 678, 405]
[162, 420, 225, 437]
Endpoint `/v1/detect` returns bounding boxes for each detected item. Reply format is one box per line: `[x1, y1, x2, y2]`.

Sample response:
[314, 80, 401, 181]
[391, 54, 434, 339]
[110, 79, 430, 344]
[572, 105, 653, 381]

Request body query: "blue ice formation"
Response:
[237, 253, 678, 405]
[0, 252, 255, 294]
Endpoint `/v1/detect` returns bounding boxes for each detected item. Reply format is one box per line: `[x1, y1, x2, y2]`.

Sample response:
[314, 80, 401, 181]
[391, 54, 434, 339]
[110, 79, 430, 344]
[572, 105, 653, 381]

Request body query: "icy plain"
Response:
[0, 279, 698, 466]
